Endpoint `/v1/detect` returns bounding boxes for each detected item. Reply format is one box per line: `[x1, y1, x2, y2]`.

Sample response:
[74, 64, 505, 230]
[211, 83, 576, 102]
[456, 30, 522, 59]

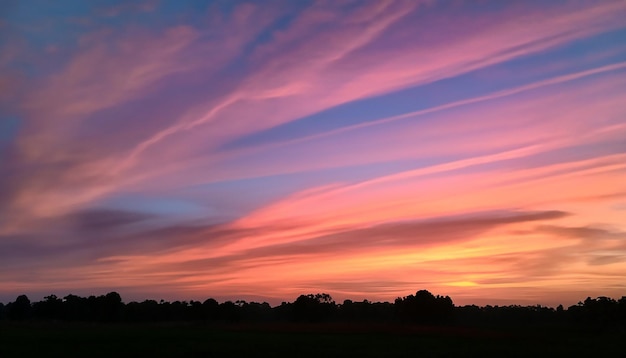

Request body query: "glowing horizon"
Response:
[1, 0, 625, 307]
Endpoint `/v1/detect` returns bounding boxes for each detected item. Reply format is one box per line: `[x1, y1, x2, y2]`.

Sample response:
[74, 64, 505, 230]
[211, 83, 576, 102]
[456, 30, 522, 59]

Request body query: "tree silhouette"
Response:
[7, 294, 31, 320]
[32, 294, 63, 320]
[218, 301, 240, 322]
[1, 291, 624, 328]
[103, 291, 123, 321]
[202, 298, 219, 321]
[395, 290, 453, 324]
[293, 293, 336, 322]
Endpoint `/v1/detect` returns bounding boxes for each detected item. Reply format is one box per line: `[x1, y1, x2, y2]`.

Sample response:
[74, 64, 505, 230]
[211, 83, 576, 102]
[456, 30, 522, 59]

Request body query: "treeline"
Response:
[1, 290, 625, 327]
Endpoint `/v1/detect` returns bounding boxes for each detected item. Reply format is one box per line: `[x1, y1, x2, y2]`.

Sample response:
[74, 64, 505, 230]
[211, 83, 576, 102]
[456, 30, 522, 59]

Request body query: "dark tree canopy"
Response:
[395, 290, 454, 324]
[1, 290, 624, 329]
[293, 293, 336, 322]
[6, 295, 31, 320]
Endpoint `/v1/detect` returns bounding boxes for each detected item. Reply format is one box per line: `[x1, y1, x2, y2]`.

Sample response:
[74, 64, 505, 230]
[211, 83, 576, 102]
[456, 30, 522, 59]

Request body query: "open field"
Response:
[1, 322, 624, 357]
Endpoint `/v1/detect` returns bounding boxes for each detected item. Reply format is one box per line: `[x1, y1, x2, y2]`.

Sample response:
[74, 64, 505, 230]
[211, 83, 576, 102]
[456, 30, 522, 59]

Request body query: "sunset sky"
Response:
[1, 0, 625, 306]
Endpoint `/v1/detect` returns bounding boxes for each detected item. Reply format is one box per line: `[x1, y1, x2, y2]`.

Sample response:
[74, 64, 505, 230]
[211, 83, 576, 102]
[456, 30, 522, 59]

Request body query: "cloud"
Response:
[141, 210, 570, 278]
[0, 1, 296, 227]
[68, 208, 155, 231]
[0, 213, 305, 274]
[589, 255, 625, 266]
[0, 24, 202, 229]
[227, 62, 626, 152]
[275, 210, 569, 253]
[4, 0, 625, 230]
[535, 225, 626, 241]
[530, 225, 626, 267]
[110, 0, 626, 175]
[0, 208, 569, 296]
[150, 66, 626, 197]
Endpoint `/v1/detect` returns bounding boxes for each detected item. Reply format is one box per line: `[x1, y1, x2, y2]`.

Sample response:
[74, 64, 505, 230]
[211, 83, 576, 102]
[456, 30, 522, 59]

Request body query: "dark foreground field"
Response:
[1, 322, 624, 357]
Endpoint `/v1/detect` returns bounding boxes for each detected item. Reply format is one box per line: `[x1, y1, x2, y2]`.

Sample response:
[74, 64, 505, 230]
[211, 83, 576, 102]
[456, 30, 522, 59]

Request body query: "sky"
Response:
[1, 0, 625, 307]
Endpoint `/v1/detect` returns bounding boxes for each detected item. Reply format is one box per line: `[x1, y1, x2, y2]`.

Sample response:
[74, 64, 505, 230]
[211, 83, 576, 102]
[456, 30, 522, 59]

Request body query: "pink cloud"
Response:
[112, 1, 626, 175]
[125, 66, 626, 194]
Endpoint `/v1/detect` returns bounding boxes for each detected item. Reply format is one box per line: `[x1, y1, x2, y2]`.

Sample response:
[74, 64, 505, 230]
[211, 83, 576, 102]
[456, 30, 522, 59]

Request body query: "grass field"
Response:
[1, 322, 624, 357]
